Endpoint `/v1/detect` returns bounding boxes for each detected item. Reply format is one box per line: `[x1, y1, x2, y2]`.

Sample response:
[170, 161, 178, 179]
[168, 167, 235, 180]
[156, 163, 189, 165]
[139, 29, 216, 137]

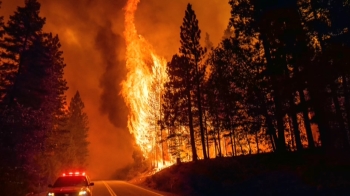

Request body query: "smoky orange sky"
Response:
[1, 0, 230, 179]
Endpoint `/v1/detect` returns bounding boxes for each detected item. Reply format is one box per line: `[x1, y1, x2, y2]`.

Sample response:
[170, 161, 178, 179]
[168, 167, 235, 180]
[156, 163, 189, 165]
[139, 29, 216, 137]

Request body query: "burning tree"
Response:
[122, 0, 209, 166]
[122, 0, 173, 169]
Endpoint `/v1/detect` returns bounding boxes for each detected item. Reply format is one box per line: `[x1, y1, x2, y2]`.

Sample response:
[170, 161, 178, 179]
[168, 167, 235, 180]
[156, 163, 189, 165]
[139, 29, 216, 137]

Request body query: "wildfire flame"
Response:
[122, 0, 173, 169]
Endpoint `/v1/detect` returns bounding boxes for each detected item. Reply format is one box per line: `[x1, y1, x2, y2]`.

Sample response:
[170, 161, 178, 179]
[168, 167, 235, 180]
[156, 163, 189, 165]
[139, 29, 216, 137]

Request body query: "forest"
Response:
[159, 0, 350, 162]
[0, 0, 89, 195]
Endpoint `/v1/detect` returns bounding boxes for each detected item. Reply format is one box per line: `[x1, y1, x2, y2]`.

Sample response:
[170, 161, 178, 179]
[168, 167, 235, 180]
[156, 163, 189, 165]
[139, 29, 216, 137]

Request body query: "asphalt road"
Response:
[92, 181, 166, 196]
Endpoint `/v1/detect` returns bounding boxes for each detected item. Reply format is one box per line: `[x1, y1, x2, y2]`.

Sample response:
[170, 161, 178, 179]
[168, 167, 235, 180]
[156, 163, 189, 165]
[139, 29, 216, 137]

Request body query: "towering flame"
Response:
[122, 0, 172, 168]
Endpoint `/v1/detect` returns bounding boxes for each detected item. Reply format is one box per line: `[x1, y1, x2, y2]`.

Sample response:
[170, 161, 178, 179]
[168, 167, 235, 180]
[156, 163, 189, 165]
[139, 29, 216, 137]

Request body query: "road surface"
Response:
[92, 181, 167, 196]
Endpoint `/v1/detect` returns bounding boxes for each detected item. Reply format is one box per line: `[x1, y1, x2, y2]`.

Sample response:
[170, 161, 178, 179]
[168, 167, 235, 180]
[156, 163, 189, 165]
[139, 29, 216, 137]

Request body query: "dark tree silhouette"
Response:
[179, 3, 207, 160]
[65, 91, 90, 168]
[0, 0, 69, 194]
[162, 55, 187, 160]
[0, 0, 45, 107]
[163, 54, 198, 161]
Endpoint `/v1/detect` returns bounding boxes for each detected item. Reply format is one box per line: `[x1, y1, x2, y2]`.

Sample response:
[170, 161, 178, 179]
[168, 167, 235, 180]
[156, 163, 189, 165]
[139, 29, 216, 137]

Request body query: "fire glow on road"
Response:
[103, 181, 117, 196]
[98, 181, 164, 196]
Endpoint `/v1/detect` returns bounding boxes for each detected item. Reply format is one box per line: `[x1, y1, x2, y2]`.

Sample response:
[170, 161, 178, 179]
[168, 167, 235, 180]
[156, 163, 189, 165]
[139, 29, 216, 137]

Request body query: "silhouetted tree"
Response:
[179, 3, 207, 160]
[0, 1, 70, 193]
[162, 55, 185, 160]
[0, 0, 45, 107]
[38, 33, 69, 185]
[163, 54, 197, 161]
[65, 91, 89, 168]
[0, 0, 47, 194]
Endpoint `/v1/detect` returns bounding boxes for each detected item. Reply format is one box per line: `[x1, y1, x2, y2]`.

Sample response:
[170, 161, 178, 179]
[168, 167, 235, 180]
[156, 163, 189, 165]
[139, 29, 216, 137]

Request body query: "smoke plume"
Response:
[95, 20, 128, 129]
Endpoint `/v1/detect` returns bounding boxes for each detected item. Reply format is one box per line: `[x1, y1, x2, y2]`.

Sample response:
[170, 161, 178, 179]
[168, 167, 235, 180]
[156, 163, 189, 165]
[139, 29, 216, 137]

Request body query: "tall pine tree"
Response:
[0, 0, 69, 193]
[65, 91, 89, 169]
[0, 1, 47, 194]
[179, 3, 207, 160]
[163, 54, 193, 161]
[0, 0, 46, 107]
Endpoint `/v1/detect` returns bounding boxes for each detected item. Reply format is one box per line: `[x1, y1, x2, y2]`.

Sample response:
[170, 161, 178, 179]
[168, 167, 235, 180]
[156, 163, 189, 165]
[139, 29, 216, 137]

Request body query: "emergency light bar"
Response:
[62, 171, 86, 176]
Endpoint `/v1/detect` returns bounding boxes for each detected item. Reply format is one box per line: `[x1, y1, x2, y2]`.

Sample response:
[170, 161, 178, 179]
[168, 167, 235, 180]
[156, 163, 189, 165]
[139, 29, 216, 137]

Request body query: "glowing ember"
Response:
[122, 0, 172, 168]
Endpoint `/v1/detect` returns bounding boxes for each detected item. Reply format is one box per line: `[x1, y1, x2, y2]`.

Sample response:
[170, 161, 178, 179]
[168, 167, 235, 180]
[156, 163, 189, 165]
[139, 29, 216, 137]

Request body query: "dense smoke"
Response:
[95, 20, 128, 129]
[1, 0, 230, 179]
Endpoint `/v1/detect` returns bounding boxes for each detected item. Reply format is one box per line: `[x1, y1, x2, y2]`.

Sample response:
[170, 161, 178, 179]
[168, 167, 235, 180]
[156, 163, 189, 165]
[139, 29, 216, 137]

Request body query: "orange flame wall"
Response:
[122, 0, 168, 159]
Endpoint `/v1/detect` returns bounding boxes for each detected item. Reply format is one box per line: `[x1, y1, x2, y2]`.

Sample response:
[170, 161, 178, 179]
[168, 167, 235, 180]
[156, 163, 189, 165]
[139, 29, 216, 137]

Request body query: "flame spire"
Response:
[122, 0, 169, 167]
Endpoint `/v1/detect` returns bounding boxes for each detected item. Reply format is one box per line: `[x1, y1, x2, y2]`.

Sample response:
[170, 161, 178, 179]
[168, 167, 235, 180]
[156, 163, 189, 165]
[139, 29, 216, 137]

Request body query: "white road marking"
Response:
[103, 181, 117, 196]
[122, 181, 164, 196]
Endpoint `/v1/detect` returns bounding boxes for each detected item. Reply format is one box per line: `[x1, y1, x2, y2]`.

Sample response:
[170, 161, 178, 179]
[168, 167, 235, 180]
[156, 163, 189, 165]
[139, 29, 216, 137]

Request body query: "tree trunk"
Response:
[204, 113, 210, 158]
[273, 82, 286, 152]
[212, 131, 218, 157]
[269, 134, 276, 152]
[290, 95, 303, 151]
[308, 87, 330, 149]
[223, 136, 228, 156]
[342, 74, 350, 146]
[229, 118, 235, 156]
[195, 63, 207, 159]
[255, 128, 260, 154]
[215, 113, 222, 157]
[160, 128, 164, 165]
[260, 32, 286, 153]
[237, 135, 244, 155]
[299, 89, 315, 148]
[289, 117, 295, 151]
[330, 82, 350, 149]
[229, 130, 235, 156]
[186, 86, 197, 161]
[245, 128, 252, 154]
[233, 129, 237, 156]
[267, 116, 277, 152]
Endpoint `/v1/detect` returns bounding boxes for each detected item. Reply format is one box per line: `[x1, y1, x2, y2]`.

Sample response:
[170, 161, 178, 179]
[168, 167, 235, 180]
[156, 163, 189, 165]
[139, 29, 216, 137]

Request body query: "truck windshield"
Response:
[53, 176, 88, 187]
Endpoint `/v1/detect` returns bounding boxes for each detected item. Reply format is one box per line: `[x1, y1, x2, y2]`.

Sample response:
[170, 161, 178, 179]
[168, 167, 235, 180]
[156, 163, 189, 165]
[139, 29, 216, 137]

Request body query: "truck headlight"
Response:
[79, 190, 87, 195]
